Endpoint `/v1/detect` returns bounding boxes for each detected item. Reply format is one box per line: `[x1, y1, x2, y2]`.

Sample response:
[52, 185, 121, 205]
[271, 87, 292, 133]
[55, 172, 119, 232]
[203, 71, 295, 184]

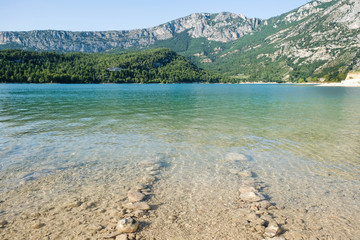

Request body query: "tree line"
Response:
[0, 48, 228, 84]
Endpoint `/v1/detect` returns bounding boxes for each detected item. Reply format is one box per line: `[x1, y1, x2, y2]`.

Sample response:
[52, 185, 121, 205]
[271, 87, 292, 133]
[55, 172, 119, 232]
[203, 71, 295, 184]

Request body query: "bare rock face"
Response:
[117, 218, 139, 233]
[0, 12, 262, 52]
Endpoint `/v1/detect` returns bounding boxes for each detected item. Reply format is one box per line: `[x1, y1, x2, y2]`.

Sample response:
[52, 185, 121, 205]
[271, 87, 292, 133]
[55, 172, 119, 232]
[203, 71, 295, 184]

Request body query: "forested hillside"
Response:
[0, 48, 227, 83]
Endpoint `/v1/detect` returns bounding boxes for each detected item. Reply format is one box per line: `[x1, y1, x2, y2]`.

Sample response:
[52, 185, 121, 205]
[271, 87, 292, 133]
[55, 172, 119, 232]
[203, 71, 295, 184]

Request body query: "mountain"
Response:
[0, 13, 262, 52]
[193, 0, 360, 81]
[0, 0, 359, 82]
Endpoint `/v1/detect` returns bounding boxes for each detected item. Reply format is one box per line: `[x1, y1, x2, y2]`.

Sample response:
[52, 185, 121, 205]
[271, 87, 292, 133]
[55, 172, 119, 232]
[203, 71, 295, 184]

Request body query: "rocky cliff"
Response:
[193, 0, 360, 81]
[0, 12, 262, 52]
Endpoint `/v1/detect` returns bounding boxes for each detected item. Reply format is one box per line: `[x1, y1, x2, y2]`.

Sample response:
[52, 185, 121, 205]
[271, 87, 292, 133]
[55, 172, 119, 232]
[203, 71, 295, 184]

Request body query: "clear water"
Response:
[0, 84, 360, 238]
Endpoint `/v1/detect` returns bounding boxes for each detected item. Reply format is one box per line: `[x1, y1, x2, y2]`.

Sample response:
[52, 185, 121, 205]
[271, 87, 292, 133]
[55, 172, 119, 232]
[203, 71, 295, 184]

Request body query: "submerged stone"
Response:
[123, 202, 151, 210]
[264, 222, 281, 238]
[128, 190, 145, 202]
[117, 217, 139, 233]
[240, 191, 264, 202]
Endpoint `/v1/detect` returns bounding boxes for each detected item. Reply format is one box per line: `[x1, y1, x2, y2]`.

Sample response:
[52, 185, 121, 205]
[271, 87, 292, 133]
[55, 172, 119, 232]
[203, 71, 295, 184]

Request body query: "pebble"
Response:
[117, 218, 139, 233]
[255, 200, 271, 210]
[239, 170, 253, 177]
[32, 222, 45, 229]
[142, 176, 156, 184]
[128, 190, 145, 202]
[147, 171, 159, 176]
[123, 202, 151, 210]
[0, 220, 8, 228]
[240, 191, 264, 202]
[145, 165, 160, 171]
[264, 222, 281, 238]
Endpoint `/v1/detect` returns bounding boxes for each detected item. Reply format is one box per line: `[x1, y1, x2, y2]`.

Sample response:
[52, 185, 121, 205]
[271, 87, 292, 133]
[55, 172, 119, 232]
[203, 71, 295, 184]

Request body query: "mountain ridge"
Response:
[0, 12, 263, 52]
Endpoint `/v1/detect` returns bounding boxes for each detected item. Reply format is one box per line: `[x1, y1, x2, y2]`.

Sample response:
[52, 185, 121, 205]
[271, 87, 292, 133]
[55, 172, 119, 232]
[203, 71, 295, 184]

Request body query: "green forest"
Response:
[0, 48, 228, 84]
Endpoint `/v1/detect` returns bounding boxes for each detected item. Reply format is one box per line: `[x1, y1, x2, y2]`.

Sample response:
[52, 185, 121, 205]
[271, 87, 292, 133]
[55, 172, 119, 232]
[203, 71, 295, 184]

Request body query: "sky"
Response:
[0, 0, 311, 31]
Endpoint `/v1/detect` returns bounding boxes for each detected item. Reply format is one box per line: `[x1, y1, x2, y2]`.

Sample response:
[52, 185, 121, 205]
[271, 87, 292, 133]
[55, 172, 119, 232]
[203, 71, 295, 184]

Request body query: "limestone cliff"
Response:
[0, 12, 262, 52]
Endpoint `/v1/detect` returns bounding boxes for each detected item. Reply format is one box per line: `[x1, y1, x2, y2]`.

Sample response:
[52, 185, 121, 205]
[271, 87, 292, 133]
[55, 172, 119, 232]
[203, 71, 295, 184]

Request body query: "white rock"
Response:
[117, 218, 139, 233]
[264, 222, 281, 238]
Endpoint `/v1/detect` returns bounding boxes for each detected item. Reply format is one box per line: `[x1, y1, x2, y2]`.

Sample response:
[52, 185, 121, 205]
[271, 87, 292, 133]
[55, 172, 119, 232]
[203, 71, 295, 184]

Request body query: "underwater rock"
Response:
[239, 170, 253, 177]
[31, 222, 45, 229]
[0, 220, 8, 228]
[142, 176, 156, 184]
[123, 202, 151, 210]
[239, 186, 264, 202]
[128, 190, 145, 202]
[240, 191, 264, 202]
[117, 217, 139, 233]
[264, 222, 281, 238]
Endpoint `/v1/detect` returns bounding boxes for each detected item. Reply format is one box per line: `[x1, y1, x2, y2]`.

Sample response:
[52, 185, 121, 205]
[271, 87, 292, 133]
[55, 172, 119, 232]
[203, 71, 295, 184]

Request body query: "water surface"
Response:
[0, 84, 359, 239]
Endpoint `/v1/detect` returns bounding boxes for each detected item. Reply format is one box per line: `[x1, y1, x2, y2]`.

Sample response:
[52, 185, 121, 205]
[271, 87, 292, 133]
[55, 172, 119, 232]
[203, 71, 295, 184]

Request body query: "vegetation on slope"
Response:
[0, 48, 228, 83]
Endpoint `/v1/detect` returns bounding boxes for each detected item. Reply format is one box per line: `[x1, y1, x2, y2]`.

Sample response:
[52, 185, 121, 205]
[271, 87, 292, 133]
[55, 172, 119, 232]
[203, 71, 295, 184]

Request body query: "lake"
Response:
[0, 84, 359, 239]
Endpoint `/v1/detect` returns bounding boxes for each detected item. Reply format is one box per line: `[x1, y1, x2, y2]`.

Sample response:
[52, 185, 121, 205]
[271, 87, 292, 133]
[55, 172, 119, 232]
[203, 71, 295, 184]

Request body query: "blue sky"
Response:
[0, 0, 310, 31]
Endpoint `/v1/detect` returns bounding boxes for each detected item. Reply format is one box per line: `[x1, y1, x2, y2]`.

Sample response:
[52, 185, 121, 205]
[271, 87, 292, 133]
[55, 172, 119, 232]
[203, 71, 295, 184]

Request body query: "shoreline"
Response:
[1, 82, 360, 87]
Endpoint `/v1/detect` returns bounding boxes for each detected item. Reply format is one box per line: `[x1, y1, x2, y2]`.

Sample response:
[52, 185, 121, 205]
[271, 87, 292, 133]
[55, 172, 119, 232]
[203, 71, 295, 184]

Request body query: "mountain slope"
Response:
[0, 13, 262, 52]
[0, 0, 359, 82]
[196, 0, 360, 81]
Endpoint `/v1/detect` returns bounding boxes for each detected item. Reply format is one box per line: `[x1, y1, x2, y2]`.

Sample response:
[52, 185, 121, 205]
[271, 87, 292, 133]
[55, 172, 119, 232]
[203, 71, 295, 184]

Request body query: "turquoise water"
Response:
[1, 84, 359, 180]
[0, 84, 360, 238]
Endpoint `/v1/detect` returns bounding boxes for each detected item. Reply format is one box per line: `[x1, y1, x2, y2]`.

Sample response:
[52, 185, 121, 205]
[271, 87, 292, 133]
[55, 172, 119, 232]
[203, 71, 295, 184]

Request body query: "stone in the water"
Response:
[32, 222, 45, 229]
[147, 171, 159, 176]
[256, 200, 271, 209]
[239, 170, 253, 177]
[142, 175, 156, 183]
[145, 165, 160, 171]
[123, 202, 151, 210]
[264, 222, 281, 238]
[240, 191, 264, 202]
[117, 217, 139, 233]
[132, 184, 148, 191]
[0, 220, 8, 228]
[128, 190, 145, 202]
[225, 152, 249, 162]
